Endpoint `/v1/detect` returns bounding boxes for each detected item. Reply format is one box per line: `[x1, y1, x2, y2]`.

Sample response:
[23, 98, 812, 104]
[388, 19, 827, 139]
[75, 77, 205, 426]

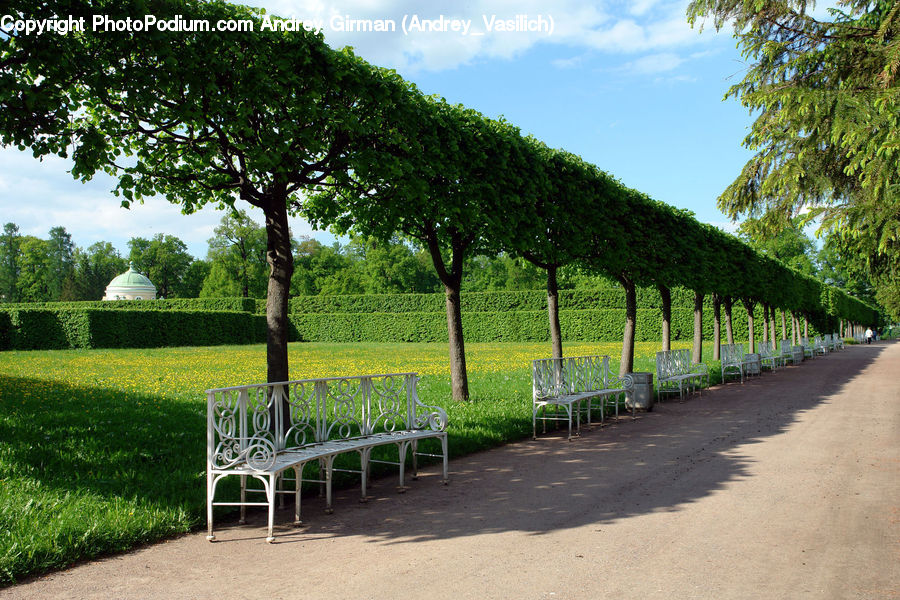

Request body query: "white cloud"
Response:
[0, 147, 329, 258]
[238, 0, 715, 72]
[551, 54, 586, 69]
[626, 51, 684, 74]
[630, 0, 662, 17]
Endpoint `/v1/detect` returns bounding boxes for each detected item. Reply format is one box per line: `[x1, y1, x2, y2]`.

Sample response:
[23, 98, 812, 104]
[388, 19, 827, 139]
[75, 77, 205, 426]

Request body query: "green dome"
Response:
[108, 264, 154, 288]
[103, 263, 157, 301]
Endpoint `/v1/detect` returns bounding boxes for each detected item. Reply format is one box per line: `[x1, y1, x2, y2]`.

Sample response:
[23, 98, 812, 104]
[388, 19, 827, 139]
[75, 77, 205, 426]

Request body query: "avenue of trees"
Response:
[687, 0, 900, 320]
[1, 0, 884, 400]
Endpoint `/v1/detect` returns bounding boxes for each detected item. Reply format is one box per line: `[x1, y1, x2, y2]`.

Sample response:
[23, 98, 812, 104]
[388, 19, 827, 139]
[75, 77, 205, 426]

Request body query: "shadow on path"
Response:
[224, 342, 891, 545]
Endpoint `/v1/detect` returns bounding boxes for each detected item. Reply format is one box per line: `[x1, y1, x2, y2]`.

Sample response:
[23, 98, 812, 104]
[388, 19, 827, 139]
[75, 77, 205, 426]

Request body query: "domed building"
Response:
[103, 264, 157, 301]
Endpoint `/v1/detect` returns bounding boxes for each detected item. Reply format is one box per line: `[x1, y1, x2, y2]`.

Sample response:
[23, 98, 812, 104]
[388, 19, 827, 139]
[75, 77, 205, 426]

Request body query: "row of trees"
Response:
[1, 0, 883, 401]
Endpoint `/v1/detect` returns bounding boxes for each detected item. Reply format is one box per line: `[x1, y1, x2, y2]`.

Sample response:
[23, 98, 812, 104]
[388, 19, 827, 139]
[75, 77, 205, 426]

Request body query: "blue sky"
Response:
[1, 0, 765, 259]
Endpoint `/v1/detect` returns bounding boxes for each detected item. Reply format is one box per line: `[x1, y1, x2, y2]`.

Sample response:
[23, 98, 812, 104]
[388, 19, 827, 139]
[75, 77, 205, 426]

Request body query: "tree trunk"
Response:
[792, 313, 799, 344]
[724, 296, 734, 344]
[445, 282, 469, 402]
[712, 293, 721, 360]
[692, 291, 703, 364]
[745, 299, 756, 353]
[424, 233, 470, 402]
[547, 265, 563, 359]
[762, 304, 769, 344]
[781, 309, 787, 341]
[659, 284, 671, 352]
[620, 275, 637, 377]
[805, 318, 809, 338]
[263, 199, 294, 385]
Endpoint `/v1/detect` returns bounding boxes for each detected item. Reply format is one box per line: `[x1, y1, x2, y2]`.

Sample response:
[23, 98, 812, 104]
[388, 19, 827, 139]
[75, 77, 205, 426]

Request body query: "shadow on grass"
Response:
[225, 343, 890, 545]
[0, 378, 207, 506]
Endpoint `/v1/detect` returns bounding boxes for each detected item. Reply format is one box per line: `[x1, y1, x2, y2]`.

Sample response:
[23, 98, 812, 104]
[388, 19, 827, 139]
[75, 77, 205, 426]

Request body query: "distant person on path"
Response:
[865, 327, 874, 344]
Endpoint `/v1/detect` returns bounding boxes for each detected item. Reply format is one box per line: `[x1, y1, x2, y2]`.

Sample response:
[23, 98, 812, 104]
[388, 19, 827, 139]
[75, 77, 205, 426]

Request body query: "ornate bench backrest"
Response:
[656, 350, 677, 379]
[674, 349, 693, 374]
[532, 355, 611, 399]
[207, 372, 446, 472]
[722, 343, 743, 365]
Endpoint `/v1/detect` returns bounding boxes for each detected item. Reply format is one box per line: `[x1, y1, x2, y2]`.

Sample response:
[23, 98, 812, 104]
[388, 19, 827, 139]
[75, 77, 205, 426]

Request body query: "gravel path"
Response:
[3, 341, 899, 600]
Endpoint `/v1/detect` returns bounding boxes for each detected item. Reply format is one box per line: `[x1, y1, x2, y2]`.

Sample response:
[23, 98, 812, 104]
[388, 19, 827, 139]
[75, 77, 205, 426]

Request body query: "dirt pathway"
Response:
[3, 341, 899, 600]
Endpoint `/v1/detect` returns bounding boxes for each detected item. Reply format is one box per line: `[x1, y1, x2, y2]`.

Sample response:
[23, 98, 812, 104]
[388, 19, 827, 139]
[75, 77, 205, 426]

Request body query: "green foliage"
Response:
[739, 217, 818, 276]
[0, 223, 21, 303]
[45, 226, 75, 301]
[0, 297, 255, 312]
[128, 234, 194, 299]
[0, 311, 9, 350]
[0, 308, 263, 350]
[71, 242, 128, 301]
[687, 0, 900, 314]
[202, 210, 267, 298]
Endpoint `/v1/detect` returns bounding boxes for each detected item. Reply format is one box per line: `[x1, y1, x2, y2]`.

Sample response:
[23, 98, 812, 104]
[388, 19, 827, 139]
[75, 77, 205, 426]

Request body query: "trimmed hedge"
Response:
[1, 308, 264, 350]
[286, 287, 698, 314]
[0, 310, 11, 350]
[285, 303, 828, 344]
[0, 288, 834, 351]
[0, 297, 256, 313]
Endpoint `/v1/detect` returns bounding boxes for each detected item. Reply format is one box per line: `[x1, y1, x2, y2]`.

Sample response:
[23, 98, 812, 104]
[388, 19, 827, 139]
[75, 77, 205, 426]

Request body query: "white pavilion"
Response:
[103, 264, 157, 301]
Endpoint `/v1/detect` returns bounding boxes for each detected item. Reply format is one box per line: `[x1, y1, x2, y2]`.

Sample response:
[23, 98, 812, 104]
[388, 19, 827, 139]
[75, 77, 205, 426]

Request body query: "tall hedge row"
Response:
[0, 308, 264, 350]
[0, 297, 256, 313]
[0, 288, 836, 351]
[285, 287, 699, 315]
[286, 306, 825, 344]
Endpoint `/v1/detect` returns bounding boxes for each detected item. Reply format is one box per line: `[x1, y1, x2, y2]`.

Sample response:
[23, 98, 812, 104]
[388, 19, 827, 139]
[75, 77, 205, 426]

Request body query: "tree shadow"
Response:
[222, 343, 888, 545]
[0, 375, 207, 512]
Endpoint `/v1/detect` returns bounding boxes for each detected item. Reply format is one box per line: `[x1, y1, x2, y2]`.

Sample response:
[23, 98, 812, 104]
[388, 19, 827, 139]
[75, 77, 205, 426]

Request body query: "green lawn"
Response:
[0, 340, 720, 584]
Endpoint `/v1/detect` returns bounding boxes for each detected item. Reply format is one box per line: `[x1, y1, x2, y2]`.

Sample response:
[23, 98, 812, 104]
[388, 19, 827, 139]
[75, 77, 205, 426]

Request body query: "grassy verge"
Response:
[0, 340, 720, 584]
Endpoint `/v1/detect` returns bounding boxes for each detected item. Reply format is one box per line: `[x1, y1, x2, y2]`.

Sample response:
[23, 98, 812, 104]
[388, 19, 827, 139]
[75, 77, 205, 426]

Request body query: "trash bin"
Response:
[625, 372, 654, 411]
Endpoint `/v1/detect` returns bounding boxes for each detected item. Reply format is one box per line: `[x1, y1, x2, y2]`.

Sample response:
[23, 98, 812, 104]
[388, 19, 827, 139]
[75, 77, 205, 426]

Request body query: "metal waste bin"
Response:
[625, 372, 654, 411]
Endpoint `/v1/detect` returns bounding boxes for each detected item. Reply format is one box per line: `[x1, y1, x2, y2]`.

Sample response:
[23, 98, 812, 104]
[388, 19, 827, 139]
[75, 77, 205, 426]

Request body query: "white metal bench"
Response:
[206, 372, 448, 542]
[779, 339, 802, 366]
[801, 337, 815, 359]
[758, 340, 783, 370]
[656, 348, 708, 401]
[814, 335, 828, 356]
[833, 333, 844, 350]
[532, 355, 633, 440]
[720, 343, 743, 384]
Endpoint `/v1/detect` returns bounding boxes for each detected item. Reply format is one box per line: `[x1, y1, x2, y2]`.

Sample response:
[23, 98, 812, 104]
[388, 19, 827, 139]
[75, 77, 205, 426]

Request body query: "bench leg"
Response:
[441, 434, 449, 485]
[533, 406, 538, 440]
[206, 472, 216, 542]
[323, 456, 335, 514]
[398, 441, 410, 492]
[411, 440, 419, 480]
[239, 474, 247, 525]
[293, 465, 303, 526]
[266, 473, 276, 543]
[317, 459, 326, 498]
[359, 447, 372, 502]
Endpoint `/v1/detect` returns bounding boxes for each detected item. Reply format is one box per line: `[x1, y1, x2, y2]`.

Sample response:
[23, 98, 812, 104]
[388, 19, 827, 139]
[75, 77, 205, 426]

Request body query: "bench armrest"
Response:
[607, 374, 634, 391]
[411, 378, 449, 431]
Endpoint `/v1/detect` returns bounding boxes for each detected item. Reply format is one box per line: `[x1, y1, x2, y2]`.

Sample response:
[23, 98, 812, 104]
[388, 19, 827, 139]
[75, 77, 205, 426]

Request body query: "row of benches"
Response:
[721, 334, 844, 384]
[209, 333, 846, 541]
